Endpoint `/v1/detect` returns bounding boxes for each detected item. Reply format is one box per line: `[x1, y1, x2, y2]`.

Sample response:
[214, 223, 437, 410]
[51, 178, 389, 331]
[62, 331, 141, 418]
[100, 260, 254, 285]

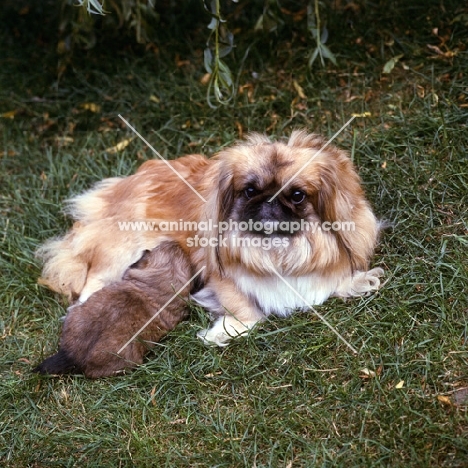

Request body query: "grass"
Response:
[1, 0, 467, 466]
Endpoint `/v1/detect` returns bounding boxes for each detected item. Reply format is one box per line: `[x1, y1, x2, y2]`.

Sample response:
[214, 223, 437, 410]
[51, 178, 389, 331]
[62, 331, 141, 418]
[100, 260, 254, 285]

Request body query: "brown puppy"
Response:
[37, 130, 383, 348]
[34, 241, 193, 378]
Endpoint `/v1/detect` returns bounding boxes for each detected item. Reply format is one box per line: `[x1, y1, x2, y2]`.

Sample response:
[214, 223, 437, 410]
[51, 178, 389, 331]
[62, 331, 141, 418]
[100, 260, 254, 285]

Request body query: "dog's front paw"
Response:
[351, 267, 384, 294]
[197, 328, 232, 347]
[197, 316, 255, 347]
[334, 267, 384, 298]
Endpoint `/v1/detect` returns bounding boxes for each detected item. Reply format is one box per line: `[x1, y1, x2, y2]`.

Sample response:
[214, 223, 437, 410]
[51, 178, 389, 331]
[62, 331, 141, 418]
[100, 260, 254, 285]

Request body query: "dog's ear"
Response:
[313, 155, 378, 272]
[217, 170, 235, 222]
[215, 167, 235, 275]
[315, 162, 356, 224]
[201, 160, 235, 276]
[202, 160, 230, 223]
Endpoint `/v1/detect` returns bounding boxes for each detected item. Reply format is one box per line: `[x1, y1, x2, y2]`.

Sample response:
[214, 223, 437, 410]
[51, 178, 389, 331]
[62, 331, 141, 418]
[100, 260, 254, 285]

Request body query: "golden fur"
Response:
[37, 130, 383, 348]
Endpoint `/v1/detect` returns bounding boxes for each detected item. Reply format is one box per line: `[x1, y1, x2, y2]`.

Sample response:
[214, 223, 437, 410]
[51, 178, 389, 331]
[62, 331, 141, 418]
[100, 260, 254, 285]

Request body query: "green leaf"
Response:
[308, 48, 319, 68]
[204, 48, 213, 73]
[320, 44, 337, 65]
[320, 26, 329, 44]
[76, 0, 105, 15]
[207, 16, 218, 30]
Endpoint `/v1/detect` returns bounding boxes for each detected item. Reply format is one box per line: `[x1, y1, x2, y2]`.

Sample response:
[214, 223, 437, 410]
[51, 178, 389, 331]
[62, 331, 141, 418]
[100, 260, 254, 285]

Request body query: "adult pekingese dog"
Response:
[37, 130, 383, 348]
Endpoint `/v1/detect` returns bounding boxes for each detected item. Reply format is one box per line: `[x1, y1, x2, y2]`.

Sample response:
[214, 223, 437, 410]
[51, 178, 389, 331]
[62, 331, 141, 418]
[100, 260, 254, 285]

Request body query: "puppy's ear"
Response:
[129, 250, 152, 269]
[33, 348, 81, 376]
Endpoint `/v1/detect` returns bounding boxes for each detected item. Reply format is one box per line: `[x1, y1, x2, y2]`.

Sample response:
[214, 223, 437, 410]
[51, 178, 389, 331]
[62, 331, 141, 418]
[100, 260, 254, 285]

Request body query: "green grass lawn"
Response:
[1, 0, 467, 466]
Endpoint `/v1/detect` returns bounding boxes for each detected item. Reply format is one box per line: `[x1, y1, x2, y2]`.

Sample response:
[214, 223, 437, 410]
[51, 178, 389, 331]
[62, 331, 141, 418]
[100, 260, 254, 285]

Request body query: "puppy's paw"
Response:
[334, 267, 384, 298]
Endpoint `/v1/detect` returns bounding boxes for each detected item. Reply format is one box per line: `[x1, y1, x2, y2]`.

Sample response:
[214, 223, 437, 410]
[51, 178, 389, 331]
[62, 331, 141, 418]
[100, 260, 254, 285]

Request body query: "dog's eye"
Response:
[244, 186, 259, 199]
[290, 190, 306, 204]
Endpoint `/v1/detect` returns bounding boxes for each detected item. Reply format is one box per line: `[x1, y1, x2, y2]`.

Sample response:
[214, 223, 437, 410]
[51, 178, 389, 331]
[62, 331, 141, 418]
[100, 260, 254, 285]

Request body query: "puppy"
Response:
[34, 241, 192, 378]
[37, 130, 383, 348]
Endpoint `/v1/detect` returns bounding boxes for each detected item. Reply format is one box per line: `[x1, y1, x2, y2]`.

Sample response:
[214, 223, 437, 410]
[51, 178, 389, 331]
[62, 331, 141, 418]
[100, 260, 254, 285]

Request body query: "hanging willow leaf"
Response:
[308, 47, 319, 67]
[307, 0, 336, 69]
[203, 0, 236, 107]
[204, 48, 213, 73]
[219, 31, 234, 58]
[321, 43, 337, 65]
[206, 58, 234, 109]
[75, 0, 105, 15]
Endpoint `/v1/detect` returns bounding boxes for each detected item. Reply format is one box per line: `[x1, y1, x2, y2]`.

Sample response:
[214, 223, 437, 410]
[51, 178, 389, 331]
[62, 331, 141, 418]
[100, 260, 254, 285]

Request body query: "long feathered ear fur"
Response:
[288, 130, 379, 273]
[199, 158, 235, 277]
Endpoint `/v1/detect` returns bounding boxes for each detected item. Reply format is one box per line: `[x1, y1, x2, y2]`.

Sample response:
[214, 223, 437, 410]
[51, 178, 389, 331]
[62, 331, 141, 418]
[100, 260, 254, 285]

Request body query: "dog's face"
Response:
[220, 145, 320, 237]
[204, 131, 378, 276]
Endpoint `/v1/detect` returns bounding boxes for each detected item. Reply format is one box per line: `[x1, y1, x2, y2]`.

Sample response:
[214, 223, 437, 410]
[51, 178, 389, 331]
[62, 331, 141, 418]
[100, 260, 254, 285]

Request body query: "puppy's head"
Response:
[205, 130, 379, 276]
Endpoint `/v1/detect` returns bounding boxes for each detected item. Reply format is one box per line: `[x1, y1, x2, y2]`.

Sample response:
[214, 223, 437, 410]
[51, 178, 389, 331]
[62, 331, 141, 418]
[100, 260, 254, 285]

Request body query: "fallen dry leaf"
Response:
[382, 54, 404, 74]
[235, 121, 244, 139]
[395, 380, 405, 389]
[200, 73, 211, 85]
[293, 79, 307, 100]
[105, 137, 135, 154]
[427, 44, 456, 59]
[437, 395, 453, 407]
[352, 112, 371, 118]
[1, 110, 18, 119]
[169, 418, 186, 425]
[360, 368, 376, 379]
[150, 385, 157, 406]
[81, 103, 101, 113]
[239, 83, 255, 103]
[55, 136, 74, 146]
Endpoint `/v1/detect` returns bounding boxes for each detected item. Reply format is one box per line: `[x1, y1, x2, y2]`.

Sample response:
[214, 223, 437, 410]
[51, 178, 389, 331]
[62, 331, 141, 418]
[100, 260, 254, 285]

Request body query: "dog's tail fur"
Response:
[33, 348, 80, 376]
[36, 175, 162, 300]
[36, 230, 89, 300]
[36, 176, 146, 300]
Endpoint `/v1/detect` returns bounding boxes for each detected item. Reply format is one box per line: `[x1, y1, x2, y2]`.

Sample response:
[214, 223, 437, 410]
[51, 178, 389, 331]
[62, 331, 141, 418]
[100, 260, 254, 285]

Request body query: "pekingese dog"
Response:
[37, 130, 383, 348]
[34, 241, 192, 378]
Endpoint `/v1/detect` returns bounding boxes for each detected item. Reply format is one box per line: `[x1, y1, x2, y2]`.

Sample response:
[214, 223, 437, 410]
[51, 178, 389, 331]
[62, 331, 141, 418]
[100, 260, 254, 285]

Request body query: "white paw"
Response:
[334, 267, 384, 298]
[197, 317, 254, 347]
[351, 267, 384, 294]
[197, 328, 232, 347]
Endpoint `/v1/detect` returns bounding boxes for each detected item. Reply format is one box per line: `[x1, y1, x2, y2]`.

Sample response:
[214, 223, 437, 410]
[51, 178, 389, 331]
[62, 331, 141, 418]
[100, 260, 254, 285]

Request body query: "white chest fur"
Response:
[235, 273, 341, 317]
